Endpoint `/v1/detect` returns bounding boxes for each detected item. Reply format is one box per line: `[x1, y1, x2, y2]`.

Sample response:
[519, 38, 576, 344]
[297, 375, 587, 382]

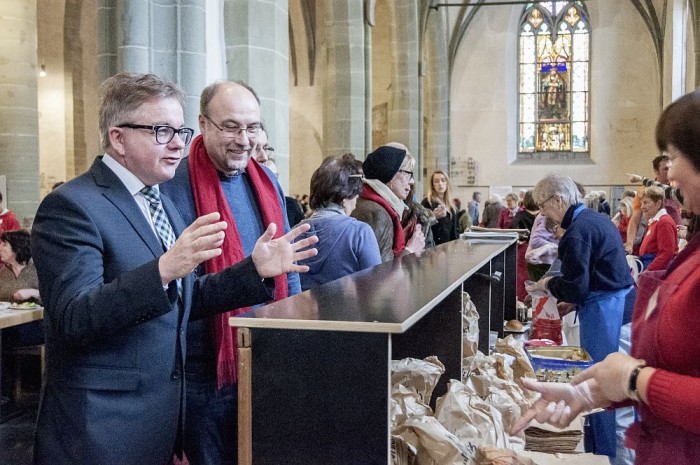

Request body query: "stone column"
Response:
[322, 0, 366, 159]
[388, 1, 420, 170]
[117, 0, 150, 73]
[423, 9, 449, 175]
[179, 0, 207, 132]
[97, 0, 118, 82]
[223, 0, 291, 190]
[0, 1, 40, 222]
[98, 0, 206, 133]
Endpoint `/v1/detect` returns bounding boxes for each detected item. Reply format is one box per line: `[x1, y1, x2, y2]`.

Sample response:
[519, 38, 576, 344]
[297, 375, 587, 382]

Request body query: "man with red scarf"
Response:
[162, 81, 299, 465]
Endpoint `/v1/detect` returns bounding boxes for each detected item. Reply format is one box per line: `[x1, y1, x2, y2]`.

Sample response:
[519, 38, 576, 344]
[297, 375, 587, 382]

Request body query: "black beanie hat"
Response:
[362, 146, 406, 183]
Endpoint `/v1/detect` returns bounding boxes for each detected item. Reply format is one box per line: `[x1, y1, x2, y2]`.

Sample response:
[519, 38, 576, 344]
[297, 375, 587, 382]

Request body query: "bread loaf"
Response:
[505, 319, 523, 331]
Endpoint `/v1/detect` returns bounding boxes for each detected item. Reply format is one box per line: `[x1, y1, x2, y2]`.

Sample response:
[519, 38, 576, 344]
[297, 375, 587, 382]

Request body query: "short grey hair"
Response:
[99, 73, 186, 151]
[532, 173, 582, 208]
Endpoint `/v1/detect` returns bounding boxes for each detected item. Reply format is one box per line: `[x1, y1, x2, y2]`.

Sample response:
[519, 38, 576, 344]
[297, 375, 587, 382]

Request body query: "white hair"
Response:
[532, 173, 583, 208]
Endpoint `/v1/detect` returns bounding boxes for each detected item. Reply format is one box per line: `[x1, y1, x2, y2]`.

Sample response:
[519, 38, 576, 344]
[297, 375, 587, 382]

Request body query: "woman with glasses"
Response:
[351, 143, 426, 262]
[513, 90, 700, 465]
[522, 173, 634, 459]
[421, 171, 459, 245]
[296, 154, 381, 291]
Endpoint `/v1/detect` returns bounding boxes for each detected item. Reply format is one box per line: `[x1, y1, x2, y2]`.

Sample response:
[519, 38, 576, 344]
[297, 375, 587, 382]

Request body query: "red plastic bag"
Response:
[529, 292, 562, 345]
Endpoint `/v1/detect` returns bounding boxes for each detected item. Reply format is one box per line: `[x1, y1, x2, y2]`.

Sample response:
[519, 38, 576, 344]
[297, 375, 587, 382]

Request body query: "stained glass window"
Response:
[518, 2, 590, 160]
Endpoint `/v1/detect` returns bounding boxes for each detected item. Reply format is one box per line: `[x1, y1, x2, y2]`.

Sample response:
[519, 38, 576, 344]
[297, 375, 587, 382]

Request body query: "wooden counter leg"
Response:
[237, 328, 252, 465]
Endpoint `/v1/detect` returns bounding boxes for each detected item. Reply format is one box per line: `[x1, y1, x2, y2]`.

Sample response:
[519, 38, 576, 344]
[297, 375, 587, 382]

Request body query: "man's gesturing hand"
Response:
[158, 212, 227, 285]
[252, 222, 318, 278]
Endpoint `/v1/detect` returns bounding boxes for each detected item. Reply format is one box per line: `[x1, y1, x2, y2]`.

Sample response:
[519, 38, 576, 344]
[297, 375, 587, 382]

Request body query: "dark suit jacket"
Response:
[31, 157, 272, 465]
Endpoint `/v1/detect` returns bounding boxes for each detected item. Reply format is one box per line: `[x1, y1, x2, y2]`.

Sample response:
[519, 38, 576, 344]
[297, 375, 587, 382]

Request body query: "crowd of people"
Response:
[1, 71, 698, 465]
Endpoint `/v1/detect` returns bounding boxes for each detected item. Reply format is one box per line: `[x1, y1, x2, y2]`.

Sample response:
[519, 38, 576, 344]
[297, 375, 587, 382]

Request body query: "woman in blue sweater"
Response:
[298, 153, 382, 291]
[528, 173, 634, 459]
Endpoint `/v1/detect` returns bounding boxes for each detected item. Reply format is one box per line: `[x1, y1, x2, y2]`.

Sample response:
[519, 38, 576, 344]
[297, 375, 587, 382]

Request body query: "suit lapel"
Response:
[90, 158, 164, 258]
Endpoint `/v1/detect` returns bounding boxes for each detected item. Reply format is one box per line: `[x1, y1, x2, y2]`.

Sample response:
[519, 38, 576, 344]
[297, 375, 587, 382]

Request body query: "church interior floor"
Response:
[0, 393, 38, 465]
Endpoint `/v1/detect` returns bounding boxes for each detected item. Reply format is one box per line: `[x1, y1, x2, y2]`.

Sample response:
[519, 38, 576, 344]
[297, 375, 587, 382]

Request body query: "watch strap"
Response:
[628, 364, 646, 401]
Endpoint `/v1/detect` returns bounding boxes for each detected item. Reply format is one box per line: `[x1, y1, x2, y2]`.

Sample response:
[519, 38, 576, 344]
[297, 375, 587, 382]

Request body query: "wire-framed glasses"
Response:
[203, 115, 261, 138]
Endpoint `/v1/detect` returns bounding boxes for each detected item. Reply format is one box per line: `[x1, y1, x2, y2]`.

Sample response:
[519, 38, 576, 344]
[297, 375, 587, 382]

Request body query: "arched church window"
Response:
[518, 1, 590, 160]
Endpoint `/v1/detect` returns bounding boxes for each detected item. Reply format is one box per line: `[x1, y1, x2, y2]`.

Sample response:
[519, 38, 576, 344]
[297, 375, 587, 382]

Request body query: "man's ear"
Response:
[108, 127, 127, 156]
[198, 114, 206, 135]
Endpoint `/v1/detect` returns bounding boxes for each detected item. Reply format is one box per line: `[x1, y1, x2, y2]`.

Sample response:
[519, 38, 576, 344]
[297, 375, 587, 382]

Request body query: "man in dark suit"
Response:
[30, 73, 316, 465]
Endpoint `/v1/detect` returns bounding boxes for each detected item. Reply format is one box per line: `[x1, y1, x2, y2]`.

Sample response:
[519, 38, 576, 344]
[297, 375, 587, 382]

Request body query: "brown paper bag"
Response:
[394, 416, 477, 465]
[392, 356, 446, 406]
[463, 292, 480, 358]
[391, 384, 433, 429]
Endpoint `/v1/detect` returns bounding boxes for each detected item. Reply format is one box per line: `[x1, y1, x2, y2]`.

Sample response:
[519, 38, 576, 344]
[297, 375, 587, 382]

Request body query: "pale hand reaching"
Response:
[405, 223, 426, 254]
[525, 276, 552, 294]
[572, 352, 646, 403]
[251, 222, 318, 278]
[510, 377, 610, 435]
[13, 288, 40, 302]
[626, 173, 643, 184]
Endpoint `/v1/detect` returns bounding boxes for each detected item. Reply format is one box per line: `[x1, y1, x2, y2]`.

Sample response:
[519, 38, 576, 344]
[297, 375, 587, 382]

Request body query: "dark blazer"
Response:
[31, 157, 272, 465]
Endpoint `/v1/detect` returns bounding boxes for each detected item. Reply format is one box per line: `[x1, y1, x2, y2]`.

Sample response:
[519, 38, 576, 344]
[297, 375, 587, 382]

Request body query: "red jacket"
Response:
[639, 212, 678, 271]
[0, 209, 20, 233]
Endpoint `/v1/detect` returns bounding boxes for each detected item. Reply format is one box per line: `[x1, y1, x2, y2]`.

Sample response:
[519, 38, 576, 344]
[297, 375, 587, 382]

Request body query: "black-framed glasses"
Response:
[118, 124, 194, 146]
[203, 115, 261, 138]
[399, 169, 414, 180]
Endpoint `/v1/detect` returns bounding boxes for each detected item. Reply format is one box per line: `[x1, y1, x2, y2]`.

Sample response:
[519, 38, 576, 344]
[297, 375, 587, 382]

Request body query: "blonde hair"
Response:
[426, 170, 455, 211]
[642, 185, 665, 204]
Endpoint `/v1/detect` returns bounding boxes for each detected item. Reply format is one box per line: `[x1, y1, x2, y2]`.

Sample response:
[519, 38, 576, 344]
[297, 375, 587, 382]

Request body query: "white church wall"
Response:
[450, 2, 662, 194]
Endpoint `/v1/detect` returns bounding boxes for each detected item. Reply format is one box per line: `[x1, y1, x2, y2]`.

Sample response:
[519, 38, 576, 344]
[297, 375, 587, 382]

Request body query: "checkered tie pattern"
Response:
[141, 186, 181, 296]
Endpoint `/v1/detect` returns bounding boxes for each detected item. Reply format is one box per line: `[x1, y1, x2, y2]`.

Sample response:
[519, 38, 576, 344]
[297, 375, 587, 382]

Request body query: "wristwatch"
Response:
[628, 365, 646, 402]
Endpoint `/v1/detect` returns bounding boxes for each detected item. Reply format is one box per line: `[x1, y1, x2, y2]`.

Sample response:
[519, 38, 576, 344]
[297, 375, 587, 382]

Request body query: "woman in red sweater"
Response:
[512, 90, 700, 465]
[638, 186, 678, 271]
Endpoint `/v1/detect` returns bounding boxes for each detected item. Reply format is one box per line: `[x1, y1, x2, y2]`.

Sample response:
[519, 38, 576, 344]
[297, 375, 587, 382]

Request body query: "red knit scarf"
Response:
[188, 135, 288, 388]
[360, 184, 406, 256]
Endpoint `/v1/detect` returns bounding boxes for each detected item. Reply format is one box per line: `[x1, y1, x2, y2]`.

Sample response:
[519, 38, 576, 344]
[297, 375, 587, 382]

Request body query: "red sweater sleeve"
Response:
[643, 262, 700, 434]
[646, 370, 700, 435]
[646, 216, 678, 271]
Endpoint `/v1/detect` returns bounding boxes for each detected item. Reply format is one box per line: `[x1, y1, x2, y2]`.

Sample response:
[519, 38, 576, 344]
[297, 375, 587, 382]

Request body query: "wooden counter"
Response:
[0, 306, 43, 330]
[230, 238, 517, 465]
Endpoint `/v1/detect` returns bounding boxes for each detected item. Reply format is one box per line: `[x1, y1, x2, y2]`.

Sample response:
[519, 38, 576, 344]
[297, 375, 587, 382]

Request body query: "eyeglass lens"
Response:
[205, 115, 261, 138]
[155, 126, 194, 145]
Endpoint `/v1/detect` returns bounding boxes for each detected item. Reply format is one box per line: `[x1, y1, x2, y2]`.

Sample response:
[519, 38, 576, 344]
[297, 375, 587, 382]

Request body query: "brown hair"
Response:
[522, 190, 538, 211]
[656, 90, 700, 172]
[1, 229, 31, 265]
[309, 153, 364, 210]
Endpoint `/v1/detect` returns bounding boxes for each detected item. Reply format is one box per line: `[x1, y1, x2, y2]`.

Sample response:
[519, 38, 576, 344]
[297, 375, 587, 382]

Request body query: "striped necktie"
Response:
[140, 186, 181, 296]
